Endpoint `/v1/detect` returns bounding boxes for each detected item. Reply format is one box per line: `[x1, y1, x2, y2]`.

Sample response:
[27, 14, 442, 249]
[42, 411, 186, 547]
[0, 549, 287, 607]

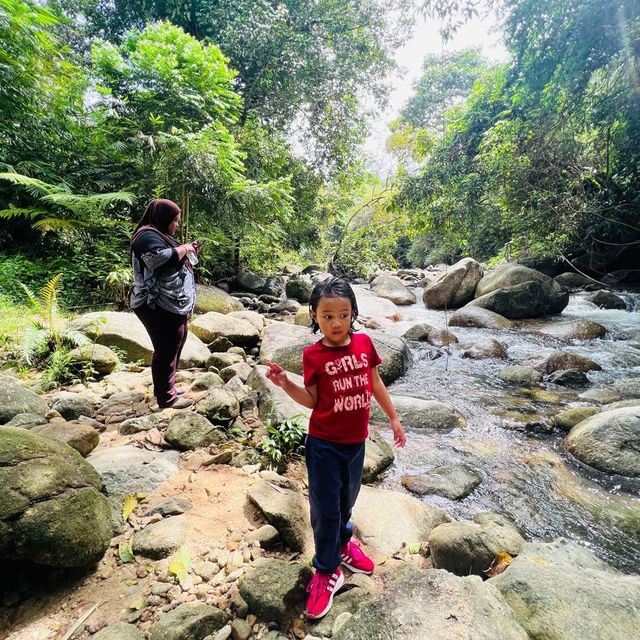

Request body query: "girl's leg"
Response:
[306, 436, 343, 574]
[339, 441, 365, 545]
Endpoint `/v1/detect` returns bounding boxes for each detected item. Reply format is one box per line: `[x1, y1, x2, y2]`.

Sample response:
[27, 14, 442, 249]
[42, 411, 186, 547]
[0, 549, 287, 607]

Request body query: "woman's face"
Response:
[167, 212, 181, 236]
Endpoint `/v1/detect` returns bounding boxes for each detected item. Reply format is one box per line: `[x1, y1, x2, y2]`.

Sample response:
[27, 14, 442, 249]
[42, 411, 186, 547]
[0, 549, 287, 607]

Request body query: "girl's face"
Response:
[167, 212, 181, 236]
[312, 296, 353, 347]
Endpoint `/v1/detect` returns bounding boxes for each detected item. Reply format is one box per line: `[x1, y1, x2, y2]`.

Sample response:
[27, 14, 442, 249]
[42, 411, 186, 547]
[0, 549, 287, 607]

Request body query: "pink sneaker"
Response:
[306, 568, 344, 619]
[340, 539, 374, 574]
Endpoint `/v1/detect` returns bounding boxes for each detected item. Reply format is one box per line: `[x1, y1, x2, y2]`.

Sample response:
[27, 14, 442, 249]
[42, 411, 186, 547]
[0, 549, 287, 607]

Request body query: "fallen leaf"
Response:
[118, 540, 135, 564]
[484, 551, 514, 577]
[407, 542, 421, 555]
[168, 547, 191, 586]
[129, 596, 145, 611]
[121, 494, 140, 522]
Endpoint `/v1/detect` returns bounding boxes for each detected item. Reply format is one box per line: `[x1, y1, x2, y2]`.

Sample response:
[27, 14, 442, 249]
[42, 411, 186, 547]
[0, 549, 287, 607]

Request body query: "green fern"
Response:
[0, 172, 64, 197]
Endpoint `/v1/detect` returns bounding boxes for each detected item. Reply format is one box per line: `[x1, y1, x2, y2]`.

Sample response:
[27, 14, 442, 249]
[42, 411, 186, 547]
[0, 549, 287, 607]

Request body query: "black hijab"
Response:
[131, 199, 181, 247]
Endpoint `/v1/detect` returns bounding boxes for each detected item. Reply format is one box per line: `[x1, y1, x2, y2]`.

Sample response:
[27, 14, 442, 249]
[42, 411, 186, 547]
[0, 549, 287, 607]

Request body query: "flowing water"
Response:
[369, 288, 640, 574]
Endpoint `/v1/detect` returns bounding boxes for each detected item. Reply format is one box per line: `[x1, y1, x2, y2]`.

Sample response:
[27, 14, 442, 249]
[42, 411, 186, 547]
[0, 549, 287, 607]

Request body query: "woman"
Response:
[130, 199, 201, 409]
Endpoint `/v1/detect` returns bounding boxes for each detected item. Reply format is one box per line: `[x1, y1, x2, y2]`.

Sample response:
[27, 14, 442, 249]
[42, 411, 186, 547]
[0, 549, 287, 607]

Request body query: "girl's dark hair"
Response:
[308, 277, 359, 334]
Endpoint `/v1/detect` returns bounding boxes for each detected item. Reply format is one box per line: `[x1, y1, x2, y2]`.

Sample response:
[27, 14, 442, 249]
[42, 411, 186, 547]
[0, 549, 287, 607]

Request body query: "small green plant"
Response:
[105, 267, 133, 308]
[259, 415, 307, 469]
[19, 273, 90, 365]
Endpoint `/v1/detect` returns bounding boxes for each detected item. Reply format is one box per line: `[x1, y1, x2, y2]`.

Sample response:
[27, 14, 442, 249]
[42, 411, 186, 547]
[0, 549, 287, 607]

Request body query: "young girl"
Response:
[266, 277, 405, 620]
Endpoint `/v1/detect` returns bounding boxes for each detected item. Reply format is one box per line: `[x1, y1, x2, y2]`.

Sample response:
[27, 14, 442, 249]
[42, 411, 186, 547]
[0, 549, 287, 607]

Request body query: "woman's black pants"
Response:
[133, 304, 189, 406]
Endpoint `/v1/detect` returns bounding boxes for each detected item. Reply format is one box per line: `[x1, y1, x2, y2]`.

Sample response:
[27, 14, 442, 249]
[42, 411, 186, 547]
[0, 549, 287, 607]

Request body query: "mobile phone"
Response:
[194, 240, 205, 248]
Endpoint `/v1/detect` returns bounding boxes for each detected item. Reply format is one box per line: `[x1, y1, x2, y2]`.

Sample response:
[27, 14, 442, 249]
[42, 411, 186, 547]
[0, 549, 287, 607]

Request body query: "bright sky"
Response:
[365, 8, 510, 177]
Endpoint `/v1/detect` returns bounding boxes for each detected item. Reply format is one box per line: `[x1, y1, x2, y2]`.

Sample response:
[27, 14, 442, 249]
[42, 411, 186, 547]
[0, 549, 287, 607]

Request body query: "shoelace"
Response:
[307, 571, 338, 594]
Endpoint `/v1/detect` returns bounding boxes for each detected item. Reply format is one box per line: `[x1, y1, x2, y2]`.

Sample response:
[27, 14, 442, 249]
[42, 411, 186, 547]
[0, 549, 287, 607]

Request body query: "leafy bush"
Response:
[259, 416, 307, 469]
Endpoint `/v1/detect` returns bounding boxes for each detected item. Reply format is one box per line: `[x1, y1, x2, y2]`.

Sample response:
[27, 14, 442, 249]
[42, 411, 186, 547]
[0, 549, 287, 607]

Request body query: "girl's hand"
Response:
[265, 361, 289, 388]
[390, 418, 406, 448]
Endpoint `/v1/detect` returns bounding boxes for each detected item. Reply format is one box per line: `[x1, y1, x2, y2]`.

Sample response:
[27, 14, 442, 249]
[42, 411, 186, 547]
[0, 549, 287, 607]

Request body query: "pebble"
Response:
[213, 625, 233, 640]
[217, 550, 230, 568]
[146, 594, 163, 606]
[194, 561, 219, 580]
[151, 582, 173, 596]
[167, 585, 182, 600]
[136, 565, 149, 578]
[231, 618, 252, 640]
[226, 568, 244, 582]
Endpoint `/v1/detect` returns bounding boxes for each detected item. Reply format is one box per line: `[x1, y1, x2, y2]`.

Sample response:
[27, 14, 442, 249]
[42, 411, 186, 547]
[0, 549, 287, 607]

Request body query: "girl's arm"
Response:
[265, 362, 318, 409]
[371, 367, 406, 447]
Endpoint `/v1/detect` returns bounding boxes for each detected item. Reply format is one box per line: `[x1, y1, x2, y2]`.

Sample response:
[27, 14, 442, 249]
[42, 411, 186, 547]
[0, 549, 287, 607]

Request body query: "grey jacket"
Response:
[130, 230, 195, 315]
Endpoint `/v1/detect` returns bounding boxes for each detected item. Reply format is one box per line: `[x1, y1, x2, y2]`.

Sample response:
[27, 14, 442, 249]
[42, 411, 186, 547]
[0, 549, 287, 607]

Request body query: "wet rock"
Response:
[238, 558, 311, 624]
[93, 622, 145, 640]
[587, 290, 626, 310]
[475, 263, 551, 298]
[402, 323, 458, 346]
[402, 464, 481, 500]
[370, 274, 416, 305]
[233, 271, 268, 295]
[132, 515, 187, 559]
[422, 258, 483, 309]
[429, 513, 525, 576]
[498, 366, 542, 387]
[32, 420, 100, 457]
[449, 306, 516, 329]
[333, 564, 529, 640]
[150, 602, 228, 640]
[362, 428, 394, 483]
[195, 388, 240, 425]
[71, 311, 209, 367]
[462, 339, 508, 360]
[566, 406, 640, 477]
[535, 350, 601, 374]
[371, 395, 466, 430]
[492, 539, 640, 640]
[552, 407, 600, 432]
[3, 412, 48, 429]
[554, 272, 595, 290]
[246, 475, 312, 552]
[0, 427, 111, 567]
[190, 312, 260, 348]
[68, 344, 119, 376]
[194, 284, 244, 314]
[351, 486, 451, 555]
[531, 319, 607, 340]
[547, 369, 590, 387]
[0, 376, 48, 424]
[166, 413, 227, 450]
[578, 388, 622, 404]
[604, 398, 640, 410]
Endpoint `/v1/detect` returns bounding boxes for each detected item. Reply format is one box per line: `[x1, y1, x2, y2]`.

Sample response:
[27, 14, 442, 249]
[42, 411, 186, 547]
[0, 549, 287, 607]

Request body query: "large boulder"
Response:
[428, 513, 525, 576]
[70, 312, 209, 367]
[351, 486, 451, 555]
[189, 311, 260, 348]
[565, 406, 640, 477]
[31, 421, 100, 457]
[233, 271, 268, 294]
[333, 564, 529, 640]
[353, 285, 402, 324]
[371, 395, 466, 430]
[194, 284, 244, 314]
[491, 539, 640, 640]
[528, 319, 607, 340]
[285, 277, 313, 303]
[587, 290, 627, 310]
[370, 274, 416, 306]
[422, 258, 483, 309]
[554, 271, 595, 290]
[0, 376, 48, 424]
[468, 279, 569, 319]
[0, 427, 112, 567]
[475, 262, 550, 297]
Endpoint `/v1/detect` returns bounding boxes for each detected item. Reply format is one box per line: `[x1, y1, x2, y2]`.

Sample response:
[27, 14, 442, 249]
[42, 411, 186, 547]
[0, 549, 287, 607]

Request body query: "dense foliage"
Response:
[400, 0, 640, 273]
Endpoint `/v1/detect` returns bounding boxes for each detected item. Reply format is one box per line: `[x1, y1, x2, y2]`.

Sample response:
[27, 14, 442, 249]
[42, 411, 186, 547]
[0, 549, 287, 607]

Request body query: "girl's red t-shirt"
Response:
[303, 332, 382, 444]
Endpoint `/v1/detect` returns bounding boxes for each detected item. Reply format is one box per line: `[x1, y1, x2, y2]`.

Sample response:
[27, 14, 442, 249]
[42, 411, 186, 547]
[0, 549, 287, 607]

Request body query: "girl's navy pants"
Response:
[305, 434, 366, 573]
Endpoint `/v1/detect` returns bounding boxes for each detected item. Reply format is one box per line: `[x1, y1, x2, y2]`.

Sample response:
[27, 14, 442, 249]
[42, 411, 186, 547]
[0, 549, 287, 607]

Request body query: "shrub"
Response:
[259, 415, 307, 469]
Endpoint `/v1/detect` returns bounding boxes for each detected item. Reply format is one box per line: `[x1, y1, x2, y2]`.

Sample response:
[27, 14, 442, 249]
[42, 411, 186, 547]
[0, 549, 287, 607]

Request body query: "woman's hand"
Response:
[265, 361, 289, 388]
[390, 418, 406, 448]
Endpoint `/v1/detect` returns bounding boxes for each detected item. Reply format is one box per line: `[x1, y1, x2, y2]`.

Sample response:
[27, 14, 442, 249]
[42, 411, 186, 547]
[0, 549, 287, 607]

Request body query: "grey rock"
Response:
[119, 413, 169, 435]
[492, 539, 640, 640]
[402, 464, 481, 500]
[429, 513, 525, 576]
[150, 602, 228, 640]
[578, 388, 622, 404]
[206, 352, 245, 370]
[195, 388, 240, 425]
[245, 524, 281, 548]
[190, 372, 225, 391]
[547, 369, 590, 387]
[166, 413, 227, 450]
[194, 284, 244, 314]
[498, 366, 542, 387]
[449, 306, 516, 329]
[3, 412, 48, 429]
[96, 391, 149, 423]
[233, 271, 268, 295]
[32, 420, 100, 457]
[333, 564, 528, 640]
[372, 395, 466, 430]
[362, 428, 394, 483]
[531, 319, 607, 340]
[132, 515, 187, 559]
[422, 258, 483, 309]
[67, 343, 119, 376]
[535, 350, 601, 374]
[238, 558, 311, 624]
[614, 377, 640, 399]
[402, 323, 458, 346]
[552, 407, 600, 432]
[554, 272, 595, 290]
[475, 262, 551, 297]
[143, 497, 193, 517]
[587, 290, 626, 309]
[190, 312, 260, 348]
[309, 589, 370, 637]
[0, 376, 48, 424]
[93, 622, 145, 640]
[566, 406, 640, 476]
[370, 274, 416, 306]
[230, 618, 252, 640]
[0, 427, 111, 567]
[462, 338, 508, 359]
[285, 277, 313, 303]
